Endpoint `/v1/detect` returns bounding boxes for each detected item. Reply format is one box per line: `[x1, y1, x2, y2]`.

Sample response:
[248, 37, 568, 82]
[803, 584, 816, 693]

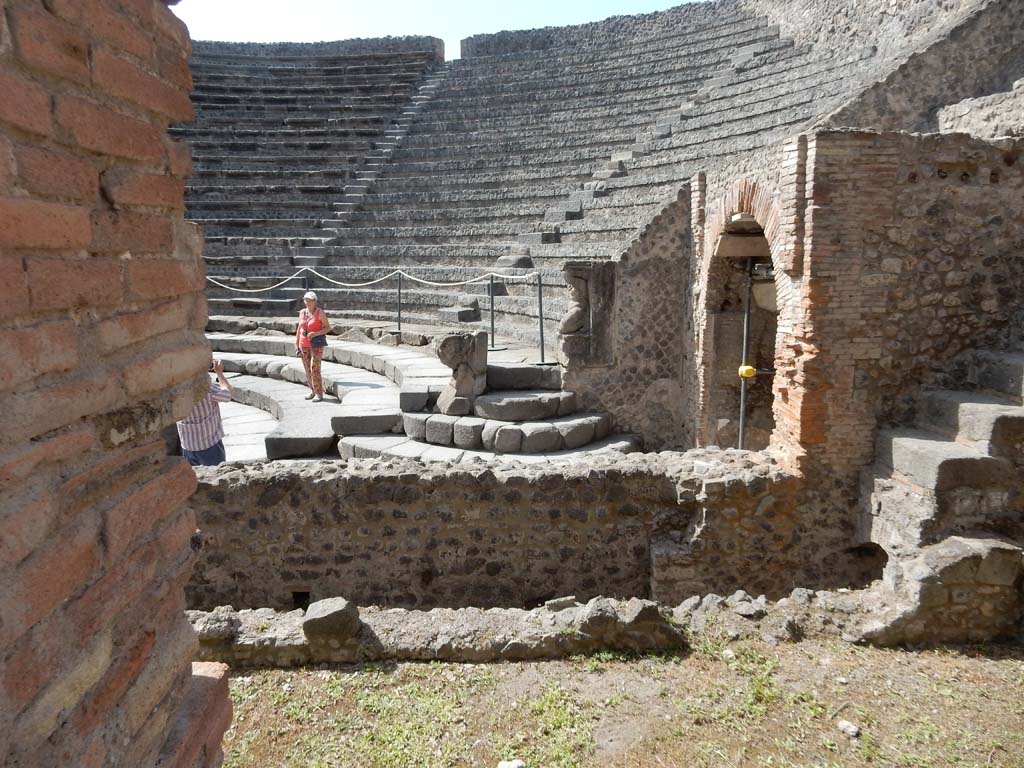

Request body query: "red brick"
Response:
[3, 618, 65, 713]
[65, 528, 160, 641]
[0, 426, 96, 490]
[156, 43, 193, 92]
[0, 319, 80, 392]
[165, 137, 193, 177]
[127, 258, 203, 300]
[0, 70, 53, 137]
[0, 491, 58, 570]
[55, 95, 165, 163]
[14, 144, 98, 203]
[0, 255, 29, 322]
[1, 371, 125, 446]
[96, 299, 190, 353]
[0, 134, 13, 192]
[92, 46, 194, 122]
[101, 167, 184, 210]
[26, 256, 122, 311]
[0, 515, 102, 647]
[91, 209, 175, 254]
[45, 0, 154, 62]
[73, 628, 157, 735]
[0, 198, 91, 250]
[123, 341, 211, 396]
[58, 440, 164, 525]
[152, 2, 191, 55]
[8, 4, 90, 84]
[103, 459, 196, 557]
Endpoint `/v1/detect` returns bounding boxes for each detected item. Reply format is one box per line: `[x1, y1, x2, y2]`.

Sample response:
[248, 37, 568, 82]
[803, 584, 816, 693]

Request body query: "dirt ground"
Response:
[223, 637, 1024, 768]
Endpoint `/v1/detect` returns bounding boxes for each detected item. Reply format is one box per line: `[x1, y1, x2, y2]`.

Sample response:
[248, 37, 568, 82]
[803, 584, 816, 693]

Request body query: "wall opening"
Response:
[704, 213, 778, 450]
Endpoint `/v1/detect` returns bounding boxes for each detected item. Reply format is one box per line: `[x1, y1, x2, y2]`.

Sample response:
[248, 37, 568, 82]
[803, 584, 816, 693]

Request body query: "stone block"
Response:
[453, 417, 486, 450]
[402, 412, 430, 440]
[520, 423, 561, 453]
[331, 409, 401, 436]
[494, 425, 523, 453]
[554, 417, 596, 449]
[425, 414, 459, 445]
[399, 385, 430, 413]
[302, 598, 360, 642]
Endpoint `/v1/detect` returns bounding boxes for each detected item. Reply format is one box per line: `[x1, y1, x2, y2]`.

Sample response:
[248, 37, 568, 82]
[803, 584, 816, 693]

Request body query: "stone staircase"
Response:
[208, 330, 637, 463]
[183, 11, 885, 351]
[857, 350, 1024, 641]
[398, 362, 629, 455]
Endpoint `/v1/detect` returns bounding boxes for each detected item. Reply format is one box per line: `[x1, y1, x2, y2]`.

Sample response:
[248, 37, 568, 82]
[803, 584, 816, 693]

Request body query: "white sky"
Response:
[171, 0, 691, 60]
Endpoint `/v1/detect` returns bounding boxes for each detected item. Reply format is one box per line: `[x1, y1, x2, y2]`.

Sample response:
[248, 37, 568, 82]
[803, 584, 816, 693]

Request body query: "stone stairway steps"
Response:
[874, 429, 1013, 492]
[473, 388, 577, 421]
[917, 390, 1024, 461]
[976, 350, 1024, 403]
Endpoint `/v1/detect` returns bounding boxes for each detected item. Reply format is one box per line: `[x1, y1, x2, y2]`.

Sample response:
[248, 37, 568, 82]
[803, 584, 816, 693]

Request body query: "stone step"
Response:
[486, 362, 562, 391]
[917, 390, 1024, 461]
[473, 389, 576, 421]
[976, 351, 1024, 403]
[401, 411, 611, 453]
[338, 432, 640, 464]
[874, 429, 1015, 492]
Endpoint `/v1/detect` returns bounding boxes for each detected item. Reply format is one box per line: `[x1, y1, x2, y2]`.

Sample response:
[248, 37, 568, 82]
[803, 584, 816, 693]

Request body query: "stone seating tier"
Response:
[211, 335, 628, 461]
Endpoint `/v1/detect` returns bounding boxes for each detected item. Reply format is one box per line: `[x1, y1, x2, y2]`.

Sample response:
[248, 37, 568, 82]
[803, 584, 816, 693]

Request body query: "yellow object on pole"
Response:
[738, 364, 757, 379]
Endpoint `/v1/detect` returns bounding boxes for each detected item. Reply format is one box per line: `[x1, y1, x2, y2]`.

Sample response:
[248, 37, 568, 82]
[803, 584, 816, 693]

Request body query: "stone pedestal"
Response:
[434, 331, 488, 416]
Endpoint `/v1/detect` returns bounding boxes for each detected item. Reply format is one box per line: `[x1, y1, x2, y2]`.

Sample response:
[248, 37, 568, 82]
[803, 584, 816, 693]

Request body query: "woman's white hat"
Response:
[303, 291, 318, 301]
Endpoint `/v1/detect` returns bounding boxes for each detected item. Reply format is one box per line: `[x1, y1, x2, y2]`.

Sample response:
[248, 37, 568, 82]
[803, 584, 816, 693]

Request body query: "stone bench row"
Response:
[199, 240, 620, 267]
[191, 72, 428, 89]
[208, 333, 452, 411]
[447, 16, 767, 72]
[205, 285, 568, 323]
[338, 432, 640, 465]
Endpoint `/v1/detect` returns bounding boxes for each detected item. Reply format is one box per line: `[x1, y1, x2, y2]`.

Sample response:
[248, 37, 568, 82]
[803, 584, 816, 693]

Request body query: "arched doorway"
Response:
[703, 213, 778, 450]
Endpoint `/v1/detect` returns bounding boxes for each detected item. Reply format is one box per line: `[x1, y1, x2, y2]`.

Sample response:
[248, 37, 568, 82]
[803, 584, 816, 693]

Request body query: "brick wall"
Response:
[0, 1, 229, 766]
[796, 130, 1024, 476]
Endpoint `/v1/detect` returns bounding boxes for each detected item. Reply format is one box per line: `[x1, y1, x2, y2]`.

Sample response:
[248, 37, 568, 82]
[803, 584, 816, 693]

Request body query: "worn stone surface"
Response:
[188, 596, 685, 666]
[434, 331, 489, 416]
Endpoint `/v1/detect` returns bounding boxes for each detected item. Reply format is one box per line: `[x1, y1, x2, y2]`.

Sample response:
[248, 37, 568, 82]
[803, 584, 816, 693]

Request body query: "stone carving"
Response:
[434, 331, 488, 416]
[559, 272, 590, 335]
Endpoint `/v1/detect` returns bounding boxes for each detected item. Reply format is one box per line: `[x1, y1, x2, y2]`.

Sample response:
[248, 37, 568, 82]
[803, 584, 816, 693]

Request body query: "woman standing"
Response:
[295, 290, 331, 401]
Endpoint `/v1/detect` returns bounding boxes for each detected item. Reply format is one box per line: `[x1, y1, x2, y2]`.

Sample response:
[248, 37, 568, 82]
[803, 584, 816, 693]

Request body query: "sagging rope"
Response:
[206, 266, 541, 293]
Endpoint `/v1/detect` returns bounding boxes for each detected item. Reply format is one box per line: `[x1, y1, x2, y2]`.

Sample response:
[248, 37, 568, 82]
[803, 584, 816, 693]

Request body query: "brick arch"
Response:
[695, 177, 809, 472]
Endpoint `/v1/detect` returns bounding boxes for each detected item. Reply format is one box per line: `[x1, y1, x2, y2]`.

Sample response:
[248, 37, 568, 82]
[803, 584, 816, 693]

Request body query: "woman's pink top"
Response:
[298, 307, 325, 349]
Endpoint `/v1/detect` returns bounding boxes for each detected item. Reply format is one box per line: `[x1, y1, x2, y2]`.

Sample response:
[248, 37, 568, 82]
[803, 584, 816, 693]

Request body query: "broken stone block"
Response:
[302, 598, 360, 642]
[434, 331, 488, 416]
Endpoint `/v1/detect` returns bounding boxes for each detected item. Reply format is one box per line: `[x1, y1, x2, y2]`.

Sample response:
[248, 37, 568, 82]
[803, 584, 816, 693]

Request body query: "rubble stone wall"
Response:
[0, 1, 228, 766]
[939, 80, 1024, 137]
[822, 0, 1024, 131]
[560, 189, 695, 450]
[185, 452, 831, 612]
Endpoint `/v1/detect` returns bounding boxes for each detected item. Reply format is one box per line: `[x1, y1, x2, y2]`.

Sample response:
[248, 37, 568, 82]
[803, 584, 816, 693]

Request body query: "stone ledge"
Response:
[155, 662, 232, 768]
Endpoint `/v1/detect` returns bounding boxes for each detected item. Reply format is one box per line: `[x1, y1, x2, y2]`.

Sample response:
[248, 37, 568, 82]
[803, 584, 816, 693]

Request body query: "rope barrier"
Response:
[205, 267, 542, 293]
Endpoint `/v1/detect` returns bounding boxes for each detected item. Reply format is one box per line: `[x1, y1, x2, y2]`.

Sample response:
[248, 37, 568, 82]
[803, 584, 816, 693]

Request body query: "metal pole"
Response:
[536, 273, 546, 364]
[489, 274, 496, 348]
[397, 271, 403, 333]
[738, 258, 754, 450]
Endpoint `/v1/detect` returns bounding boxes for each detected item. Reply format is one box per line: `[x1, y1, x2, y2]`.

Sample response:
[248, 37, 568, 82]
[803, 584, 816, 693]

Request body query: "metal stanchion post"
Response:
[536, 274, 546, 364]
[397, 271, 403, 333]
[487, 274, 506, 351]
